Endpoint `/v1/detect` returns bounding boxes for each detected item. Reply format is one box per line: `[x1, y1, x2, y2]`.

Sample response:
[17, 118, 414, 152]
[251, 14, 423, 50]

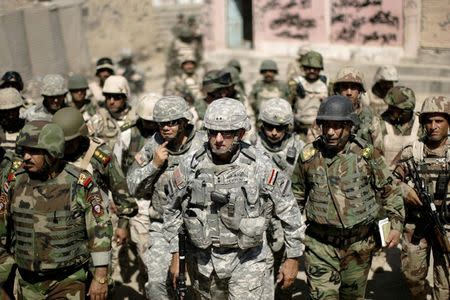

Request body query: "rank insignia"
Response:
[94, 149, 111, 167]
[301, 146, 316, 162]
[361, 147, 372, 159]
[92, 204, 104, 217]
[11, 160, 22, 171]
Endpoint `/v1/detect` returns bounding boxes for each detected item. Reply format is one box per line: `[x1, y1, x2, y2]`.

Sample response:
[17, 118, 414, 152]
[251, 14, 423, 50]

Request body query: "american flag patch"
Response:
[267, 169, 278, 186]
[173, 168, 186, 189]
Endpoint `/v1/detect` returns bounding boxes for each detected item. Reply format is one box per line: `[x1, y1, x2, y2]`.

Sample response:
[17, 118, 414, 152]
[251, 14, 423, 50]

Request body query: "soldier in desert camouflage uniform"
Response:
[292, 95, 404, 300]
[226, 58, 246, 94]
[127, 96, 204, 299]
[163, 98, 305, 300]
[289, 51, 328, 136]
[249, 60, 290, 116]
[21, 74, 68, 122]
[89, 57, 115, 105]
[0, 88, 25, 152]
[368, 65, 399, 115]
[68, 74, 98, 122]
[1, 120, 112, 299]
[393, 96, 450, 300]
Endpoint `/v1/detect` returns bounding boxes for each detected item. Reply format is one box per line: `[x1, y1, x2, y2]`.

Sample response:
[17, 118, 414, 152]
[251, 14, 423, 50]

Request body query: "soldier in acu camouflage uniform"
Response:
[21, 74, 68, 122]
[249, 60, 290, 116]
[0, 88, 25, 152]
[88, 75, 136, 150]
[292, 95, 404, 300]
[393, 96, 450, 300]
[68, 74, 98, 122]
[368, 65, 399, 115]
[163, 98, 305, 300]
[380, 86, 419, 169]
[127, 95, 204, 299]
[1, 120, 112, 299]
[289, 50, 328, 136]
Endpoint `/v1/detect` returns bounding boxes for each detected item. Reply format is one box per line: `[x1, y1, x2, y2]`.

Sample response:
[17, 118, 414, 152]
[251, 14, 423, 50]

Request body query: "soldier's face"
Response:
[423, 114, 449, 143]
[263, 122, 287, 143]
[158, 119, 183, 141]
[208, 129, 241, 156]
[337, 83, 361, 104]
[182, 61, 196, 75]
[105, 94, 126, 113]
[70, 89, 87, 103]
[97, 69, 113, 85]
[22, 147, 46, 173]
[0, 107, 20, 126]
[44, 94, 66, 113]
[261, 70, 276, 83]
[321, 121, 352, 150]
[303, 67, 321, 82]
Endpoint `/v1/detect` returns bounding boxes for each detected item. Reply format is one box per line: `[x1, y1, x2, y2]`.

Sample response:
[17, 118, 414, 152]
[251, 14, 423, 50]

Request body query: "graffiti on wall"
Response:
[253, 0, 326, 42]
[331, 0, 403, 45]
[421, 0, 450, 48]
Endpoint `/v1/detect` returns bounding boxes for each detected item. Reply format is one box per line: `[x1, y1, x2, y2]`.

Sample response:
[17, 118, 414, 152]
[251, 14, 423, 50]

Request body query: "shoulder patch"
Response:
[266, 168, 279, 186]
[93, 148, 112, 167]
[300, 144, 317, 162]
[78, 171, 94, 190]
[361, 146, 373, 159]
[134, 152, 146, 166]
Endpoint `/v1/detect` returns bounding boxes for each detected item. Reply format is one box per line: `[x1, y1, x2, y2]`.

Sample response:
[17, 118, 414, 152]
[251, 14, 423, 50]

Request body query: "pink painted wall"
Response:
[330, 0, 403, 45]
[202, 0, 227, 50]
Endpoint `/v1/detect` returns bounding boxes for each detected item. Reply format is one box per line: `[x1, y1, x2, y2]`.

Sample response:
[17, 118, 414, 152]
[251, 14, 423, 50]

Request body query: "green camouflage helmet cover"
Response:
[16, 120, 65, 158]
[333, 66, 366, 92]
[0, 87, 23, 109]
[258, 97, 293, 126]
[153, 96, 193, 122]
[419, 95, 450, 123]
[316, 95, 359, 125]
[52, 107, 88, 141]
[222, 66, 240, 85]
[300, 50, 323, 69]
[68, 74, 89, 90]
[41, 74, 68, 96]
[227, 59, 241, 73]
[202, 70, 232, 93]
[384, 86, 415, 110]
[260, 60, 278, 73]
[204, 97, 250, 131]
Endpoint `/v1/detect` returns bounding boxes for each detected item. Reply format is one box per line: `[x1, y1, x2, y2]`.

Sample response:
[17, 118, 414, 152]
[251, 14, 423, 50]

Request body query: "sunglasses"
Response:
[158, 120, 181, 128]
[263, 123, 288, 131]
[207, 129, 238, 138]
[104, 94, 125, 101]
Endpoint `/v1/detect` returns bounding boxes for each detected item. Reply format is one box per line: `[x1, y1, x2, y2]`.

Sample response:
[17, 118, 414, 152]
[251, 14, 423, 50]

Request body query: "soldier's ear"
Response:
[237, 129, 245, 140]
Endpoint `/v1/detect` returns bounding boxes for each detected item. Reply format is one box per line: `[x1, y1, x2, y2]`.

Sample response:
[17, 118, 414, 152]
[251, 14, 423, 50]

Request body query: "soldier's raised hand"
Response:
[152, 141, 169, 168]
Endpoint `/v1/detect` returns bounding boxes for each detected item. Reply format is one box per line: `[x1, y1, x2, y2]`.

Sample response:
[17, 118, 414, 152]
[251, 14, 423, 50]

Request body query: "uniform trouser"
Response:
[16, 268, 87, 300]
[304, 234, 377, 300]
[130, 212, 151, 290]
[263, 245, 292, 300]
[144, 230, 174, 300]
[188, 252, 266, 300]
[402, 223, 450, 300]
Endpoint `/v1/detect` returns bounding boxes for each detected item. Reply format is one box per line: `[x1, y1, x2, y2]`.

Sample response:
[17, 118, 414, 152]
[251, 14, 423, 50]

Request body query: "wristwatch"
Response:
[93, 276, 108, 284]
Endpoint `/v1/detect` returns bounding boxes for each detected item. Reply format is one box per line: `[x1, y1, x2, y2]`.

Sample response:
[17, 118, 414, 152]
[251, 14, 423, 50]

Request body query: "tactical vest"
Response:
[383, 116, 420, 169]
[182, 147, 271, 250]
[122, 126, 147, 174]
[254, 82, 284, 112]
[304, 141, 380, 228]
[412, 141, 450, 224]
[292, 76, 328, 125]
[11, 166, 90, 272]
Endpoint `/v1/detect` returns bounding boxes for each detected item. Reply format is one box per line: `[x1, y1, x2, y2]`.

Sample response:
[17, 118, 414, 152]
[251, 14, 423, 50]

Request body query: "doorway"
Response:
[227, 0, 253, 48]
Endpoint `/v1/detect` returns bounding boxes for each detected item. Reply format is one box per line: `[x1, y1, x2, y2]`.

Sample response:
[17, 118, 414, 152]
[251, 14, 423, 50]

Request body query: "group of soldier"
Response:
[0, 23, 448, 300]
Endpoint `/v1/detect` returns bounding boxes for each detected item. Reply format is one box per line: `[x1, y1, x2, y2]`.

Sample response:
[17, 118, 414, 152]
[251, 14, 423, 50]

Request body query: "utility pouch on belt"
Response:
[434, 173, 449, 200]
[286, 146, 297, 163]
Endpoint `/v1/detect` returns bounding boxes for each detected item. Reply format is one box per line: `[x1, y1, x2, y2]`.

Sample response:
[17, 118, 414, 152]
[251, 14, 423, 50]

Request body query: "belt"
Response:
[18, 263, 88, 284]
[306, 222, 374, 248]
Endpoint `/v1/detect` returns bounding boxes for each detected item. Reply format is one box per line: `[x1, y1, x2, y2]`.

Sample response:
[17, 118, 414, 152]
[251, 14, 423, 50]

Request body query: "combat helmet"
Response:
[0, 71, 24, 91]
[153, 96, 192, 122]
[260, 60, 278, 73]
[333, 66, 366, 93]
[419, 96, 450, 123]
[41, 74, 68, 96]
[96, 57, 115, 74]
[374, 65, 399, 83]
[16, 120, 65, 158]
[316, 95, 359, 125]
[52, 107, 88, 141]
[300, 51, 323, 70]
[227, 59, 241, 73]
[258, 98, 293, 127]
[0, 88, 24, 110]
[222, 67, 240, 86]
[383, 86, 415, 111]
[202, 70, 232, 94]
[136, 93, 161, 121]
[102, 75, 130, 98]
[204, 97, 250, 131]
[68, 74, 89, 90]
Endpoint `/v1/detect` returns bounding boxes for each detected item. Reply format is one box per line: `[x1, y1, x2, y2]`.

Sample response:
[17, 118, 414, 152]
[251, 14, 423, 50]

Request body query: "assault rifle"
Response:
[404, 158, 450, 263]
[176, 226, 187, 300]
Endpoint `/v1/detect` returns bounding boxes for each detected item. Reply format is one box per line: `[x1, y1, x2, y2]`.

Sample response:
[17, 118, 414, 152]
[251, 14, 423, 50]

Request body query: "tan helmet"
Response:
[102, 75, 130, 98]
[373, 65, 399, 83]
[333, 66, 366, 93]
[419, 96, 450, 123]
[0, 87, 23, 110]
[179, 52, 196, 67]
[136, 93, 161, 121]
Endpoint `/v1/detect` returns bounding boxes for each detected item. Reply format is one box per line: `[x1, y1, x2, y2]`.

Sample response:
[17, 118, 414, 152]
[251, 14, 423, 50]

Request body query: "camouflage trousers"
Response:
[304, 233, 377, 300]
[188, 248, 267, 300]
[130, 212, 150, 292]
[262, 245, 293, 300]
[402, 223, 450, 300]
[0, 253, 14, 286]
[16, 268, 87, 300]
[143, 230, 174, 300]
